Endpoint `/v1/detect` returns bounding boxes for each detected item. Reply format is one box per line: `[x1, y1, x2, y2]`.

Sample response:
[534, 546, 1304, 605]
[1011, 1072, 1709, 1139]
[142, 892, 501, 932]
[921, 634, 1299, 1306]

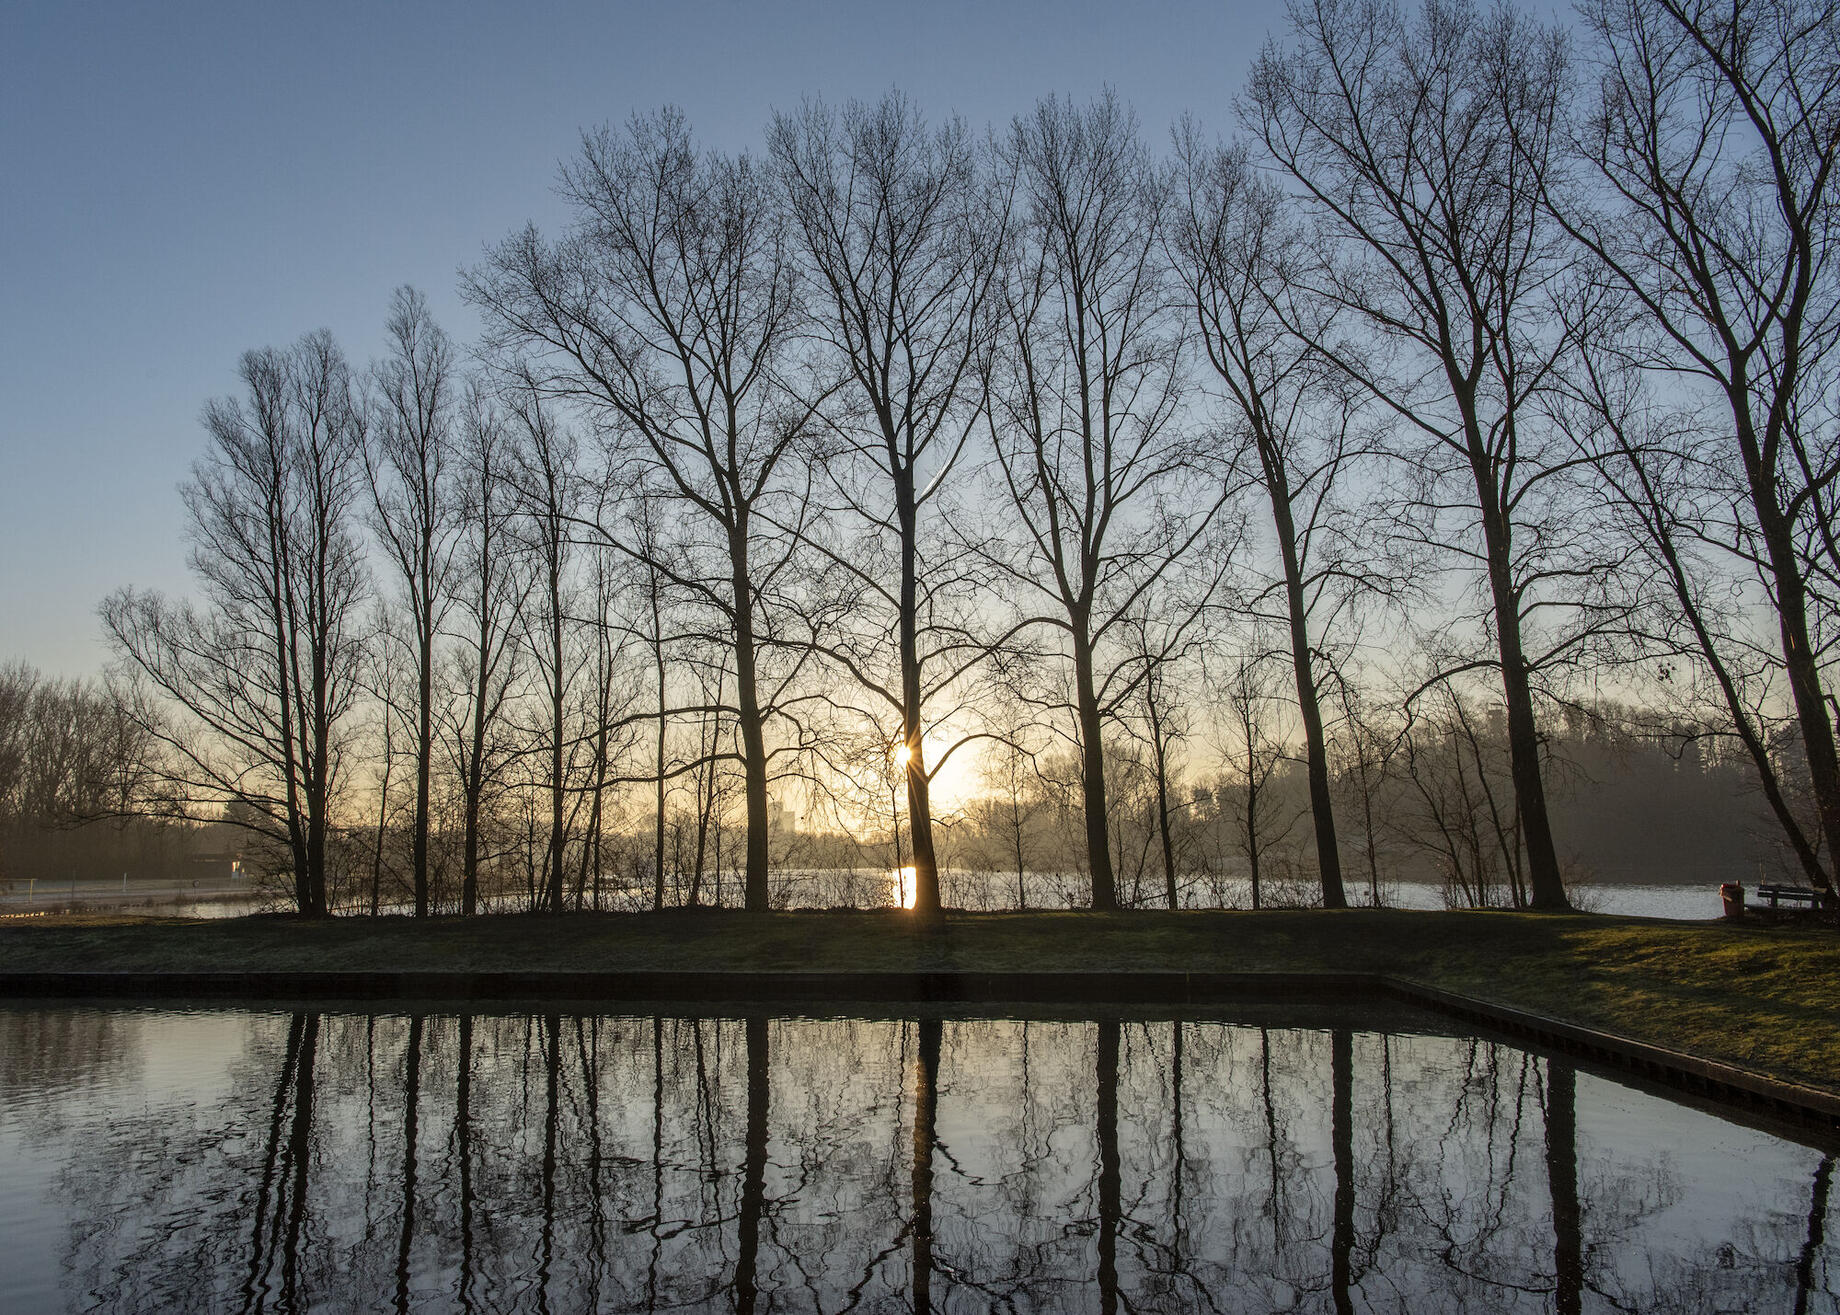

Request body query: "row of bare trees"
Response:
[89, 0, 1840, 915]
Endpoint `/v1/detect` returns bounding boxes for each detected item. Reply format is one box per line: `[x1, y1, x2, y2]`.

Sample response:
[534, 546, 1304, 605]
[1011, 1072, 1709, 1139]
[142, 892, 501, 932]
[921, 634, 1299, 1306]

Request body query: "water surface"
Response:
[0, 1004, 1832, 1312]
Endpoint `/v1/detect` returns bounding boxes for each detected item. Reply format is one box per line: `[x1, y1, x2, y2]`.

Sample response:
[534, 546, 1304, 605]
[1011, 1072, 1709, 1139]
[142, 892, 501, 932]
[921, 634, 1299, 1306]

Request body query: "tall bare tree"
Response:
[103, 331, 369, 913]
[769, 94, 1005, 920]
[1128, 616, 1196, 909]
[363, 286, 462, 916]
[470, 110, 814, 913]
[1170, 129, 1367, 909]
[1249, 0, 1580, 908]
[503, 381, 586, 914]
[985, 93, 1219, 910]
[1560, 0, 1840, 892]
[445, 384, 524, 914]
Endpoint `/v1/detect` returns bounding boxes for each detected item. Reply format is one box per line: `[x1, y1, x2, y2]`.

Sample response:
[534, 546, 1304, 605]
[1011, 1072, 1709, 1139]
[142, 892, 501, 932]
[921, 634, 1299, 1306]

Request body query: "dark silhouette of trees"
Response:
[103, 331, 369, 914]
[503, 381, 586, 913]
[70, 44, 1840, 913]
[447, 384, 524, 915]
[1171, 130, 1368, 909]
[986, 92, 1221, 910]
[770, 94, 1004, 921]
[1559, 0, 1840, 895]
[363, 287, 463, 916]
[1249, 0, 1581, 909]
[470, 110, 814, 913]
[1220, 645, 1304, 908]
[0, 664, 168, 885]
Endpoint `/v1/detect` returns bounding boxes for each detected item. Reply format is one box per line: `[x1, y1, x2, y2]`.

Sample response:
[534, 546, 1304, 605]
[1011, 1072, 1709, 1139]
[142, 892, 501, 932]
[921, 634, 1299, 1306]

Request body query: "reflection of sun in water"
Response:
[891, 866, 918, 910]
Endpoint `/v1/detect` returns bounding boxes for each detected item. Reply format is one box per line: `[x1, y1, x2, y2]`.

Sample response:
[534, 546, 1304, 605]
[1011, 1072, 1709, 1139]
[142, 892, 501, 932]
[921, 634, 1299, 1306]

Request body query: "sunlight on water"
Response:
[890, 865, 918, 909]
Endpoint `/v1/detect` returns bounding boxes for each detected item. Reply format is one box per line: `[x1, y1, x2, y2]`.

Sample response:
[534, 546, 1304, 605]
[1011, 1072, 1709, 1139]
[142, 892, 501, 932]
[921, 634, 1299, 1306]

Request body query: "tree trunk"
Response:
[371, 735, 393, 917]
[731, 547, 772, 913]
[1073, 628, 1117, 910]
[1149, 686, 1180, 909]
[1266, 460, 1346, 908]
[461, 608, 490, 916]
[1470, 439, 1568, 910]
[1755, 487, 1840, 895]
[894, 466, 942, 921]
[412, 619, 432, 917]
[653, 571, 668, 912]
[545, 549, 566, 915]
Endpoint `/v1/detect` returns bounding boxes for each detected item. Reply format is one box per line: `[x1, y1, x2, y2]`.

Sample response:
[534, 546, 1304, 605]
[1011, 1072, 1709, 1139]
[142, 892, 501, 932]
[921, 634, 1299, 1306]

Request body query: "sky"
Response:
[1, 0, 1284, 678]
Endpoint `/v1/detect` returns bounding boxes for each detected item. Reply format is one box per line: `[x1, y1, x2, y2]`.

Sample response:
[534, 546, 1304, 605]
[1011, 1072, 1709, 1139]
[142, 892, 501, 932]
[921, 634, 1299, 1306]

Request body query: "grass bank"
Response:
[2, 908, 1835, 1096]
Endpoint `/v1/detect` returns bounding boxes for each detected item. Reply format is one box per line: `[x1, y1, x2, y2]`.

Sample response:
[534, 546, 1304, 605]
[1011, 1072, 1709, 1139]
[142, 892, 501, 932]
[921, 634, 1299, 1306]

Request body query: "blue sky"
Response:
[1, 0, 1280, 675]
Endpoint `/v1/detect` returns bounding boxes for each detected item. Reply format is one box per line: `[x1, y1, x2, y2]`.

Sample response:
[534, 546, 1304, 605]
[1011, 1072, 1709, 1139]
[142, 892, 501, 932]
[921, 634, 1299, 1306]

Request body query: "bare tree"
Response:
[364, 613, 399, 915]
[1139, 639, 1194, 911]
[470, 110, 815, 913]
[1218, 646, 1303, 909]
[1559, 0, 1840, 893]
[630, 486, 674, 911]
[1170, 128, 1374, 909]
[1328, 667, 1403, 907]
[769, 93, 1004, 919]
[103, 331, 369, 914]
[972, 701, 1047, 909]
[363, 286, 463, 916]
[1249, 0, 1584, 908]
[572, 534, 648, 911]
[445, 384, 525, 914]
[1115, 606, 1207, 910]
[985, 92, 1221, 910]
[1393, 684, 1530, 908]
[503, 382, 587, 914]
[0, 665, 31, 882]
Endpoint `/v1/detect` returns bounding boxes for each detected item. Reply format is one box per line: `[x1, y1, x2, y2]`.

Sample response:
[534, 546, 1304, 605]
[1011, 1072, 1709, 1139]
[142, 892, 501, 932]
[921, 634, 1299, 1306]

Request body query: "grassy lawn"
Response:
[2, 907, 1836, 1095]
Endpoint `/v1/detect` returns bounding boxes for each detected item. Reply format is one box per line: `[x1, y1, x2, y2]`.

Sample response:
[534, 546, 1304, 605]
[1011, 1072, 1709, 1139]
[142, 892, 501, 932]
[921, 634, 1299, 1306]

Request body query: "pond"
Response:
[0, 1003, 1832, 1312]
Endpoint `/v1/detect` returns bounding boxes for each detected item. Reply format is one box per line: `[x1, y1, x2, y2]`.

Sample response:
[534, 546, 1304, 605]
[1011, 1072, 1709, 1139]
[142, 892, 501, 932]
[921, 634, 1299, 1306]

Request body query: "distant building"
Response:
[767, 798, 801, 835]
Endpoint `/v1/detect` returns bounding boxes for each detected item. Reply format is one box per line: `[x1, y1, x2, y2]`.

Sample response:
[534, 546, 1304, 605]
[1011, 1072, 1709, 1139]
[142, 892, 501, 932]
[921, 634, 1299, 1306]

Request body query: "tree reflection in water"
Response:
[5, 1006, 1834, 1313]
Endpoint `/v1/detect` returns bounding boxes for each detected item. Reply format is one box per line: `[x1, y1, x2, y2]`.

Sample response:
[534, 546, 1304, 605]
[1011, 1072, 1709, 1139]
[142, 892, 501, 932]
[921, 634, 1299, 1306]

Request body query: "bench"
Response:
[1754, 883, 1830, 910]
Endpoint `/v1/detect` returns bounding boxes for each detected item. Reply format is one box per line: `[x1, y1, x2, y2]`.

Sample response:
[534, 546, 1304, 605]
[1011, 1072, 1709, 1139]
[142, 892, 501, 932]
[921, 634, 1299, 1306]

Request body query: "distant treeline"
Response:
[0, 649, 1776, 910]
[0, 664, 228, 885]
[80, 0, 1840, 915]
